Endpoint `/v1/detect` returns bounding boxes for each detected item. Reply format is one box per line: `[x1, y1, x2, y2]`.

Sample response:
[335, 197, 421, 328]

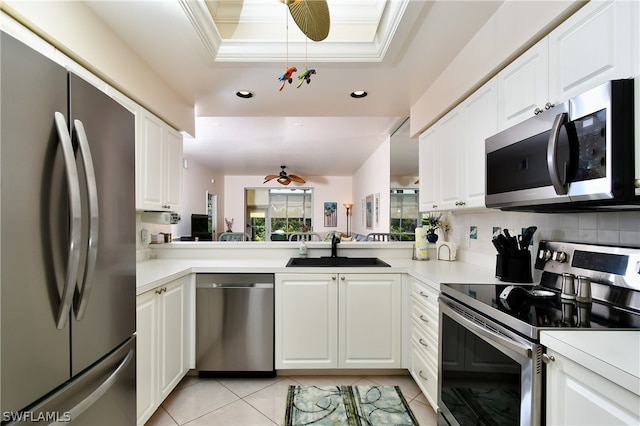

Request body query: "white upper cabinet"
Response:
[137, 110, 183, 212]
[497, 39, 549, 131]
[497, 0, 636, 132]
[461, 79, 497, 209]
[548, 0, 636, 105]
[418, 78, 497, 212]
[437, 109, 464, 211]
[108, 88, 183, 212]
[418, 126, 439, 211]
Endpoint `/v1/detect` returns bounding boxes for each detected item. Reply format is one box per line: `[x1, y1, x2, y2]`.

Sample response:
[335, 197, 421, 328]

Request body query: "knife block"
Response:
[495, 252, 532, 283]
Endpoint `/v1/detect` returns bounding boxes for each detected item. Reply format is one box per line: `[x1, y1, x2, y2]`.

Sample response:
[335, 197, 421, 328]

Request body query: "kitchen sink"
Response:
[286, 257, 391, 267]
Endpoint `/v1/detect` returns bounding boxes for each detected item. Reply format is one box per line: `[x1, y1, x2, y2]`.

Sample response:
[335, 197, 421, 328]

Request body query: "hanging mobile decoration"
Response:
[278, 5, 297, 91]
[297, 35, 316, 88]
[278, 66, 297, 91]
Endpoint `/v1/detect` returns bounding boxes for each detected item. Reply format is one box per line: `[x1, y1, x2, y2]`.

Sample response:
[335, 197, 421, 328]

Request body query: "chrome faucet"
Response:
[331, 234, 341, 258]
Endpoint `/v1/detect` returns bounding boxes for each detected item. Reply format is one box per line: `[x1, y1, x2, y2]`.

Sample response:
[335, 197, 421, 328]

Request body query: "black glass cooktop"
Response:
[441, 283, 640, 335]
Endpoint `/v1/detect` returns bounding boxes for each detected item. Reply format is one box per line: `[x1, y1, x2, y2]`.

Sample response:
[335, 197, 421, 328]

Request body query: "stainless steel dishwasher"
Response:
[195, 273, 275, 377]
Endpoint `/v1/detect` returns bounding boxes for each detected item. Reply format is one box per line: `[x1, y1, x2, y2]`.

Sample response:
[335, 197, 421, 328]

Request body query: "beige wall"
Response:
[410, 0, 584, 137]
[352, 137, 391, 236]
[2, 1, 195, 135]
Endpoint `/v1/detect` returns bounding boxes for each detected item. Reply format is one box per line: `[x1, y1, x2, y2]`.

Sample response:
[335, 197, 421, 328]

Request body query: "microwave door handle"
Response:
[547, 112, 569, 195]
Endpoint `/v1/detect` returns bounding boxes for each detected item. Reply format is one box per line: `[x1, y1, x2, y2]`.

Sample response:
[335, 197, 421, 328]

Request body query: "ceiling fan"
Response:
[264, 165, 306, 185]
[280, 0, 330, 42]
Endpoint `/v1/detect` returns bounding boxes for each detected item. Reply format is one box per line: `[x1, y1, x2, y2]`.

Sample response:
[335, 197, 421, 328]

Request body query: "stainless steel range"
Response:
[438, 240, 640, 426]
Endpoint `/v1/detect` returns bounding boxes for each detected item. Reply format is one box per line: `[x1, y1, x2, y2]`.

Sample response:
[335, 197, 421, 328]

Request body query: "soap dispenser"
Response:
[298, 240, 308, 258]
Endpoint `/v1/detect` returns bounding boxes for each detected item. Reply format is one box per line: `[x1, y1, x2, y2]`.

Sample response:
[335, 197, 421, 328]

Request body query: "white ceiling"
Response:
[84, 0, 503, 177]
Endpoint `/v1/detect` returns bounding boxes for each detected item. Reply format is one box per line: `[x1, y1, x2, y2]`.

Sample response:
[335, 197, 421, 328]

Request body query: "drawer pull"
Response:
[419, 314, 429, 324]
[419, 338, 428, 348]
[418, 370, 428, 381]
[419, 291, 430, 299]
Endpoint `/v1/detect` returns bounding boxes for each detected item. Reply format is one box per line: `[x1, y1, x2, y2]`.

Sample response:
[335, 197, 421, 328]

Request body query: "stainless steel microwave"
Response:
[485, 79, 637, 211]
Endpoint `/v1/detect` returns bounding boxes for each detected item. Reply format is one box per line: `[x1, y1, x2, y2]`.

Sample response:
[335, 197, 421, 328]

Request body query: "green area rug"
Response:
[285, 385, 419, 426]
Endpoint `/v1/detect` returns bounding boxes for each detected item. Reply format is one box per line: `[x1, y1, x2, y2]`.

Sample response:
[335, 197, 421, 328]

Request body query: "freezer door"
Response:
[69, 74, 136, 376]
[2, 337, 136, 426]
[1, 31, 71, 414]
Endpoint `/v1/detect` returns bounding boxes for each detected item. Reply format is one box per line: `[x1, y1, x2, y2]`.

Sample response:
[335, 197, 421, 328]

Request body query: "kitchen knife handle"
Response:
[547, 112, 569, 195]
[54, 112, 82, 330]
[73, 119, 99, 321]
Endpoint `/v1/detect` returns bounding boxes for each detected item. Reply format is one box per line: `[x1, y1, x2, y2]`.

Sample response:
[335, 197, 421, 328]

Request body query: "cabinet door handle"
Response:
[542, 353, 555, 364]
[419, 338, 429, 348]
[545, 102, 555, 110]
[340, 276, 345, 280]
[332, 276, 337, 280]
[534, 107, 543, 115]
[419, 314, 429, 324]
[418, 370, 428, 381]
[419, 291, 429, 299]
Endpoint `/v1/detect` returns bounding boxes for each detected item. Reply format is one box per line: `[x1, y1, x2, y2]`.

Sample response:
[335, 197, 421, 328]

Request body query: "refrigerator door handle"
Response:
[49, 348, 134, 426]
[72, 119, 99, 321]
[53, 112, 82, 330]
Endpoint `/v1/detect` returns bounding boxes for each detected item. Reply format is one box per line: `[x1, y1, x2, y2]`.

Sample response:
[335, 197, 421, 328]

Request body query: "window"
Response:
[245, 188, 313, 241]
[390, 189, 420, 241]
[269, 189, 312, 240]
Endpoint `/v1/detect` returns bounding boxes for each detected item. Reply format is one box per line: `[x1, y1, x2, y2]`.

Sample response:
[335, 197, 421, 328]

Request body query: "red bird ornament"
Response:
[278, 66, 297, 91]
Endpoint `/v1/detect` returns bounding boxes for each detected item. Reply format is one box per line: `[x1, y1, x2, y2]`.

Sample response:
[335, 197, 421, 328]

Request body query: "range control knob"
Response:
[552, 251, 568, 263]
[538, 249, 552, 261]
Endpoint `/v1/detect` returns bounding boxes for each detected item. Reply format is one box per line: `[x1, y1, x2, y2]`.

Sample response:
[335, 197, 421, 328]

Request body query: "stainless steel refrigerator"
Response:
[1, 32, 136, 425]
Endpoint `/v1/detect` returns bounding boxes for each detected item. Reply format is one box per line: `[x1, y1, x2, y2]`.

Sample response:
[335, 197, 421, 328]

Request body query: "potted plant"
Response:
[422, 213, 447, 243]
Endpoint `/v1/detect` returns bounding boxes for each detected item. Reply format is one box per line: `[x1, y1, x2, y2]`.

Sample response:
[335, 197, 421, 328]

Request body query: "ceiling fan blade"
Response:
[289, 174, 306, 184]
[287, 0, 330, 42]
[264, 174, 279, 183]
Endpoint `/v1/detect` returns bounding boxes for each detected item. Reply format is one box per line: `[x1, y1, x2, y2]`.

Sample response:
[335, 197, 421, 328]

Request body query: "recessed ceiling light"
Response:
[350, 90, 368, 98]
[236, 90, 254, 99]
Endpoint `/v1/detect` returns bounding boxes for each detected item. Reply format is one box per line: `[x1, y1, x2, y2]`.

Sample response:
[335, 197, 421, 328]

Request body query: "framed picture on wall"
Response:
[324, 201, 338, 227]
[366, 194, 373, 229]
[375, 192, 380, 226]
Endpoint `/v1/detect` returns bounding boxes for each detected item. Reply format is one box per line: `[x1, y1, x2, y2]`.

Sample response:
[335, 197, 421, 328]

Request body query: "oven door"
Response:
[438, 297, 543, 426]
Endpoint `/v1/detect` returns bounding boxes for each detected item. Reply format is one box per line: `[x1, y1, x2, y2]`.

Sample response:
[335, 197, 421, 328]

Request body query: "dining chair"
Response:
[366, 233, 398, 241]
[289, 232, 322, 242]
[219, 232, 251, 241]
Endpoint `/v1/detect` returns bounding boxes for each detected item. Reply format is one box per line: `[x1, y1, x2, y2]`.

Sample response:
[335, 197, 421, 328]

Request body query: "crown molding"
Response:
[179, 0, 411, 63]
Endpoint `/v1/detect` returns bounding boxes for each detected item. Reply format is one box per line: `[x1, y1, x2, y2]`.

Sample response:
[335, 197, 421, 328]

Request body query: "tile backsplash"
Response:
[447, 210, 640, 258]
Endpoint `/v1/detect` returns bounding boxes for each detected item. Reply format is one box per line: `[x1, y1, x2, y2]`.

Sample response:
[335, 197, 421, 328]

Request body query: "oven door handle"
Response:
[441, 302, 532, 358]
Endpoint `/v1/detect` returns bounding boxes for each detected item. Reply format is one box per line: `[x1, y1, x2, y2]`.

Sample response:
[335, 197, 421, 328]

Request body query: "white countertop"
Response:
[136, 256, 502, 295]
[541, 330, 640, 395]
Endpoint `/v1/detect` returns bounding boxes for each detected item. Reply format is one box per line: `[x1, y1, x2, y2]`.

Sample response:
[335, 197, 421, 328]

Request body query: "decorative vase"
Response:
[426, 231, 438, 243]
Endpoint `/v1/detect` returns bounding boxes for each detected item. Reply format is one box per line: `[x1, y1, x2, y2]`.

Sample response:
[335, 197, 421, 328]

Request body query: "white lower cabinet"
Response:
[408, 277, 440, 409]
[545, 347, 640, 425]
[275, 273, 401, 369]
[136, 275, 194, 425]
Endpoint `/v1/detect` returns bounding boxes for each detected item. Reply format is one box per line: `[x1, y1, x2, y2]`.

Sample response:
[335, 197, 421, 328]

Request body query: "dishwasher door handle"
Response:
[196, 282, 274, 289]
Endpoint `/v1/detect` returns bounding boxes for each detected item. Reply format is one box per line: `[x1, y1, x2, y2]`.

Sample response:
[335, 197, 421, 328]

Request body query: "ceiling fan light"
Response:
[350, 90, 367, 98]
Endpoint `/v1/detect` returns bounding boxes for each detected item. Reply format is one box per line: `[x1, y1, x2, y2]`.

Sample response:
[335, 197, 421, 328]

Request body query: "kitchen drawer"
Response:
[411, 278, 439, 311]
[410, 341, 438, 409]
[410, 299, 438, 340]
[411, 317, 438, 366]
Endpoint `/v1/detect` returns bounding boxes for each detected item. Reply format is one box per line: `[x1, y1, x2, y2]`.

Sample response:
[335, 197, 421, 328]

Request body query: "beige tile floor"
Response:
[145, 374, 438, 425]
